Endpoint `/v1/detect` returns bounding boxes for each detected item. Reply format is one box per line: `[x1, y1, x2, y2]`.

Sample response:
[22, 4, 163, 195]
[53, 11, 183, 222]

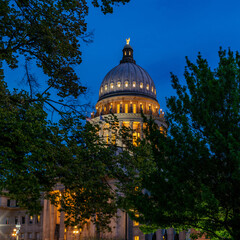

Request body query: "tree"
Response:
[0, 78, 120, 230]
[117, 49, 240, 240]
[0, 0, 130, 109]
[0, 0, 131, 229]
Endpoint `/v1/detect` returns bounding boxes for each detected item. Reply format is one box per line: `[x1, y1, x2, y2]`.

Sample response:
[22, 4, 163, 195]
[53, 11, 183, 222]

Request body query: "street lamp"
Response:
[12, 223, 21, 240]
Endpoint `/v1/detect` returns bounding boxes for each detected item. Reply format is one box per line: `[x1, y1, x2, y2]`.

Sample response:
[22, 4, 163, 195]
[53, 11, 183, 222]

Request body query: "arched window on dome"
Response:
[146, 84, 149, 90]
[140, 82, 143, 89]
[151, 86, 154, 92]
[133, 81, 136, 87]
[110, 83, 114, 89]
[101, 87, 103, 93]
[154, 89, 156, 94]
[129, 51, 131, 55]
[124, 51, 127, 56]
[125, 81, 129, 87]
[117, 82, 121, 88]
[105, 85, 108, 91]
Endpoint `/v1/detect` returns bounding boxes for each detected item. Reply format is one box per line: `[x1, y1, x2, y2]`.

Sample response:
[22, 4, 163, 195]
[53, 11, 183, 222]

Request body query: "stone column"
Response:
[156, 229, 162, 240]
[59, 211, 65, 240]
[167, 228, 174, 240]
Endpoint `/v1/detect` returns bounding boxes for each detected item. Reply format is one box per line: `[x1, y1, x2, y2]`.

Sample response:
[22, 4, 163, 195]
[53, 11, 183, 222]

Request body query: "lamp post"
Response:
[72, 229, 79, 240]
[12, 223, 21, 240]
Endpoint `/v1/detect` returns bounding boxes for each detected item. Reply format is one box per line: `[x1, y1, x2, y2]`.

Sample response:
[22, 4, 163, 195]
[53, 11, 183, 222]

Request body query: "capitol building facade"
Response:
[0, 41, 189, 240]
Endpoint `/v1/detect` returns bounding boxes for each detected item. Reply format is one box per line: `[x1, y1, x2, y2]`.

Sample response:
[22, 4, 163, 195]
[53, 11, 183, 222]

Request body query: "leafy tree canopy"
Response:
[0, 0, 130, 101]
[117, 49, 240, 240]
[0, 0, 130, 230]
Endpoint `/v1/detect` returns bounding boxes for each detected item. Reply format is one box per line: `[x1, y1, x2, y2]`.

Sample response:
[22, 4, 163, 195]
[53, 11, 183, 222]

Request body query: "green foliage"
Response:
[0, 0, 130, 230]
[117, 49, 240, 240]
[0, 80, 120, 230]
[0, 0, 130, 99]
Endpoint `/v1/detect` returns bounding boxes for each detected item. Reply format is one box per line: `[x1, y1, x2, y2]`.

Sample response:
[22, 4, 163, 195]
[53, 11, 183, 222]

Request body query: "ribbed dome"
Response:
[98, 43, 157, 101]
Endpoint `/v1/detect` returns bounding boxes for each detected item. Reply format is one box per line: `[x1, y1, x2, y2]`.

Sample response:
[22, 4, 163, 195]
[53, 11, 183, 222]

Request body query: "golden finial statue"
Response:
[126, 38, 130, 45]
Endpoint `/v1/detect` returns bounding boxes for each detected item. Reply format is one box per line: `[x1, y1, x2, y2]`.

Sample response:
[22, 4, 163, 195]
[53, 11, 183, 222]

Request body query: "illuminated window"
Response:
[29, 216, 33, 224]
[125, 81, 129, 87]
[117, 104, 120, 113]
[133, 122, 141, 146]
[104, 106, 106, 111]
[125, 104, 128, 113]
[101, 87, 103, 93]
[129, 51, 131, 55]
[106, 134, 109, 144]
[133, 81, 136, 87]
[133, 104, 137, 113]
[117, 82, 121, 88]
[134, 236, 139, 240]
[111, 134, 116, 144]
[133, 220, 139, 226]
[140, 82, 143, 88]
[110, 83, 114, 89]
[152, 86, 153, 92]
[37, 215, 40, 223]
[122, 122, 130, 128]
[124, 51, 127, 56]
[105, 85, 108, 91]
[154, 89, 156, 94]
[146, 84, 149, 90]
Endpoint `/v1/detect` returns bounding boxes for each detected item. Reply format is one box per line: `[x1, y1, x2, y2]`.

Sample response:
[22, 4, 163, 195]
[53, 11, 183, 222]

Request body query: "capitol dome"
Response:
[98, 43, 157, 102]
[92, 40, 165, 123]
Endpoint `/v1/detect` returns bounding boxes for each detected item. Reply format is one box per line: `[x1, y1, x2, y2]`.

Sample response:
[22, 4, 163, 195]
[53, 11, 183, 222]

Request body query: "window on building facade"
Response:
[105, 85, 108, 91]
[29, 216, 33, 224]
[117, 104, 120, 113]
[36, 233, 40, 240]
[133, 104, 137, 113]
[122, 122, 130, 128]
[101, 87, 103, 93]
[110, 83, 114, 89]
[111, 134, 116, 145]
[152, 86, 154, 92]
[7, 199, 10, 207]
[133, 81, 136, 87]
[125, 81, 129, 87]
[140, 82, 143, 88]
[133, 122, 141, 146]
[134, 236, 139, 240]
[117, 82, 121, 88]
[22, 216, 25, 224]
[21, 233, 25, 239]
[37, 215, 40, 223]
[125, 104, 128, 113]
[133, 220, 139, 226]
[146, 84, 149, 90]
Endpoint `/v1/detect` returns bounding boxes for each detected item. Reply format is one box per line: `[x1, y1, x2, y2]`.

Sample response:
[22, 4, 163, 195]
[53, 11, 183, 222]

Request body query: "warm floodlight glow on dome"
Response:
[98, 41, 157, 102]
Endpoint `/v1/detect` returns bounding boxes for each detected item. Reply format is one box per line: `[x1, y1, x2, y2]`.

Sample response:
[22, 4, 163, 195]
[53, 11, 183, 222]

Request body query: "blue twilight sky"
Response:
[4, 0, 240, 114]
